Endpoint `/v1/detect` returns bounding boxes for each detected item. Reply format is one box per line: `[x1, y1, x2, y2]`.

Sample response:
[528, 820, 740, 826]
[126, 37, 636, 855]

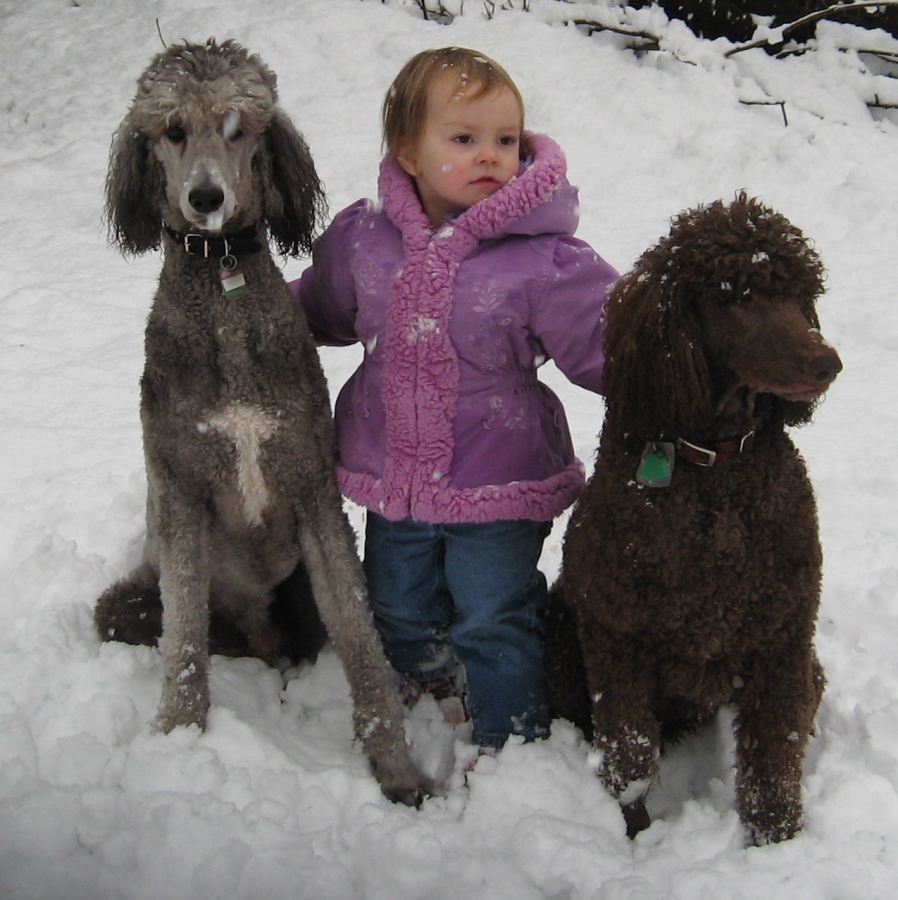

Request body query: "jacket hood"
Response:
[377, 132, 578, 243]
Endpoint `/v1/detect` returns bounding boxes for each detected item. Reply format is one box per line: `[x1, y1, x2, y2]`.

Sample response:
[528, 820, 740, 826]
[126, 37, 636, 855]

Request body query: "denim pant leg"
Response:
[363, 514, 456, 680]
[441, 519, 552, 749]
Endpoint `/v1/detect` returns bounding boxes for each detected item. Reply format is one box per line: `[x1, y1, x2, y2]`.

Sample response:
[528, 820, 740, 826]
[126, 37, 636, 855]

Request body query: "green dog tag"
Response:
[636, 441, 675, 488]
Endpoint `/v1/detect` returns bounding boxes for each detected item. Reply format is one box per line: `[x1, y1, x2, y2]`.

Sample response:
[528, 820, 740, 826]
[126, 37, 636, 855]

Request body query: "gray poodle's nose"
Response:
[189, 185, 225, 215]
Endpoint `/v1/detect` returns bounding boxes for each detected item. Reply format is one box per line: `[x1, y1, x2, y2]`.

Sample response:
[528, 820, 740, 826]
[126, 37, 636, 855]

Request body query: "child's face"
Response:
[399, 73, 523, 226]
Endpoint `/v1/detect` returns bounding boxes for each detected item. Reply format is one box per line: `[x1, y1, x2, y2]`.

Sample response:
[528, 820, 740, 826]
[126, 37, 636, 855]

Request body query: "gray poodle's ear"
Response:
[259, 110, 326, 257]
[105, 115, 165, 255]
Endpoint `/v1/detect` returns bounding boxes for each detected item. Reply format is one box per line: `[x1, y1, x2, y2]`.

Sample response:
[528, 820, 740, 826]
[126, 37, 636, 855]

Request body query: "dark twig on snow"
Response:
[413, 0, 459, 21]
[740, 99, 790, 126]
[568, 19, 661, 51]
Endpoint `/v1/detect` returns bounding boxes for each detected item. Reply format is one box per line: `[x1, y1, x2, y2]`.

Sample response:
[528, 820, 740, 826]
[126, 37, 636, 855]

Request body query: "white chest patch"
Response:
[205, 403, 278, 526]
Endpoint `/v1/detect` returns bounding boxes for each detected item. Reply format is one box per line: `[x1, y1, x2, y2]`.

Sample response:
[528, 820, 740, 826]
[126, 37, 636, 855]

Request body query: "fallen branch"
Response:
[859, 49, 898, 70]
[726, 1, 898, 58]
[740, 99, 790, 125]
[567, 18, 661, 50]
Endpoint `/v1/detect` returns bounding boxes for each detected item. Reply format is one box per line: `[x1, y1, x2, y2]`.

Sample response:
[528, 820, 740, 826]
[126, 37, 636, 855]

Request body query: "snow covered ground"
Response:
[1, 0, 897, 897]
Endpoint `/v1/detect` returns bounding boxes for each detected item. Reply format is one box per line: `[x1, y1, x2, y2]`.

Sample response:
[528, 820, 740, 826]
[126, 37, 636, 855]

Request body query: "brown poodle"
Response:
[545, 192, 841, 845]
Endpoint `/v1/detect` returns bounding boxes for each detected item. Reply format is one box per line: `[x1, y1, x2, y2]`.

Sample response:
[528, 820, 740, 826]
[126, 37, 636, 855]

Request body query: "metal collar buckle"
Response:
[183, 233, 231, 259]
[677, 438, 717, 467]
[676, 431, 755, 467]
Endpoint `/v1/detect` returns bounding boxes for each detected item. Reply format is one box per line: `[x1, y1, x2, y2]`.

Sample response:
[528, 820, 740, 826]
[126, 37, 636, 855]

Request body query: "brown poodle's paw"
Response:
[745, 821, 802, 847]
[622, 798, 651, 839]
[743, 811, 802, 846]
[738, 773, 803, 845]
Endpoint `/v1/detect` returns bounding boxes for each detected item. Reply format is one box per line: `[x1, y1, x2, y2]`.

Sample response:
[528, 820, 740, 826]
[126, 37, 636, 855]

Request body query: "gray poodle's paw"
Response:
[371, 752, 432, 807]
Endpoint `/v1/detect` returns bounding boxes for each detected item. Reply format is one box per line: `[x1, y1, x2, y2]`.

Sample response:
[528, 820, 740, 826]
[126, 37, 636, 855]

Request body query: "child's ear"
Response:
[396, 143, 419, 177]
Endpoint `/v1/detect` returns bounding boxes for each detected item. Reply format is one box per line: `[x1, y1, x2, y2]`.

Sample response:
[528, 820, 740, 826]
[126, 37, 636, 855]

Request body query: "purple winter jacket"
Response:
[292, 132, 619, 524]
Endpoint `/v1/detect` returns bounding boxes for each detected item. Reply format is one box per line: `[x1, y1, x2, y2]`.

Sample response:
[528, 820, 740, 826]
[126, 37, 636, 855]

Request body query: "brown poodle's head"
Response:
[602, 192, 841, 440]
[105, 38, 325, 257]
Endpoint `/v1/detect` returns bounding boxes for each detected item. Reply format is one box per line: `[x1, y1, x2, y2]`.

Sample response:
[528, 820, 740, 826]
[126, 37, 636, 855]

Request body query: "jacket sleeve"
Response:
[288, 200, 368, 347]
[530, 236, 619, 395]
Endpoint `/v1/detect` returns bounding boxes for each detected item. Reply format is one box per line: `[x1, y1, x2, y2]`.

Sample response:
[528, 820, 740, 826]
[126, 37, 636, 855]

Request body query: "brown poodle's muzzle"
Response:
[757, 326, 842, 403]
[703, 296, 843, 403]
[788, 341, 842, 401]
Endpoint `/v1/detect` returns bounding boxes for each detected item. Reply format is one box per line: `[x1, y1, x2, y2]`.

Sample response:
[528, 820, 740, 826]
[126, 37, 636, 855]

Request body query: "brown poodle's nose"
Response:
[189, 185, 225, 215]
[812, 352, 842, 385]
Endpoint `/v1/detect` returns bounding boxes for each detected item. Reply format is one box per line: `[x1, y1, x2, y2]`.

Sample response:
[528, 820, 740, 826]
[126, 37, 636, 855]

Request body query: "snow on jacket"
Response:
[292, 132, 618, 524]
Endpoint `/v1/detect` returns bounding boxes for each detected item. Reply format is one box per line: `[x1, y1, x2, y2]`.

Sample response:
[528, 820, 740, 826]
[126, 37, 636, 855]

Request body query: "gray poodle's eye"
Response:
[165, 124, 186, 144]
[222, 111, 244, 142]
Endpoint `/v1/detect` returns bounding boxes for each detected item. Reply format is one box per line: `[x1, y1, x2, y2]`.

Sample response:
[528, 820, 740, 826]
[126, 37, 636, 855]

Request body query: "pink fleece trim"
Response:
[346, 134, 572, 523]
[338, 460, 586, 524]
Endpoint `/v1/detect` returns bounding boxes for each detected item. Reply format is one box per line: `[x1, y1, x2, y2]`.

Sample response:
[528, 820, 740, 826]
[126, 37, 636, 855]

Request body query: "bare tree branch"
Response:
[740, 99, 790, 125]
[567, 19, 661, 50]
[726, 1, 898, 58]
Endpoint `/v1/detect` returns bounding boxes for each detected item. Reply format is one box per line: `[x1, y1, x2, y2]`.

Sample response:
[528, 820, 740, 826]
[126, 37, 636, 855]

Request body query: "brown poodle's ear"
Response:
[104, 116, 164, 255]
[602, 268, 713, 441]
[259, 110, 326, 257]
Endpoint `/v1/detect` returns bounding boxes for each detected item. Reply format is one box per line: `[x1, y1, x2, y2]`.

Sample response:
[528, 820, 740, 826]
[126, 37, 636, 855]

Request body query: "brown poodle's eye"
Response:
[165, 124, 186, 144]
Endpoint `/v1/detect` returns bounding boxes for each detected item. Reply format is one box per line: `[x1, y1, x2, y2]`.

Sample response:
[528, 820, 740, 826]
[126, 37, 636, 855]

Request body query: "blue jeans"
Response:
[363, 513, 551, 749]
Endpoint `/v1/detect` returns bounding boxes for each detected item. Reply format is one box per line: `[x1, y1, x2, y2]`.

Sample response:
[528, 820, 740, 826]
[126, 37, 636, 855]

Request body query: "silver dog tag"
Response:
[220, 262, 247, 297]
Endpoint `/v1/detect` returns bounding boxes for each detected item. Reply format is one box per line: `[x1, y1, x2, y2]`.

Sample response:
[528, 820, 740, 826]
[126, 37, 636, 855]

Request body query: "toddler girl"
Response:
[292, 47, 618, 750]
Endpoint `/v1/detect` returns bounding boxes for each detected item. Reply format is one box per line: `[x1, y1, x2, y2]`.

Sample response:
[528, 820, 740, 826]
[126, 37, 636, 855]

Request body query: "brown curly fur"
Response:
[545, 193, 841, 845]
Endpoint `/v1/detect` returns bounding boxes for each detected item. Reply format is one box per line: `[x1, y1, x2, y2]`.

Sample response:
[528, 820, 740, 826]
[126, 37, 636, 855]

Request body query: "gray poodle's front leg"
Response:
[298, 511, 429, 806]
[154, 508, 213, 733]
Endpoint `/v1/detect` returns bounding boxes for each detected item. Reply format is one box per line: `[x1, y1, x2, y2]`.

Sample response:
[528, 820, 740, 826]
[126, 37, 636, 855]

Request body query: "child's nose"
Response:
[477, 145, 497, 164]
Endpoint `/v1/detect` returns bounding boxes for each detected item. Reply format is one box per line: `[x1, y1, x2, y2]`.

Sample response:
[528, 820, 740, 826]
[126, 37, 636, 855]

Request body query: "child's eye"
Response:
[499, 136, 518, 147]
[453, 134, 473, 144]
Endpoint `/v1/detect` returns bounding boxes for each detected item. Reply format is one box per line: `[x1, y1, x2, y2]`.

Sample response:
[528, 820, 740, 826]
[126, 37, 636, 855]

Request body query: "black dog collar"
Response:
[164, 225, 264, 260]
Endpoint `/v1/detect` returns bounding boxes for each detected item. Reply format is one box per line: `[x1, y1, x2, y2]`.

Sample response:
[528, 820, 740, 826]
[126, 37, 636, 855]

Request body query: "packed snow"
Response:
[1, 1, 897, 897]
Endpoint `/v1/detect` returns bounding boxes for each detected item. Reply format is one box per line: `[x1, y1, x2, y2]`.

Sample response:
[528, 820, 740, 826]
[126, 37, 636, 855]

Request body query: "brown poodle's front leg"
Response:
[581, 620, 661, 838]
[734, 646, 825, 845]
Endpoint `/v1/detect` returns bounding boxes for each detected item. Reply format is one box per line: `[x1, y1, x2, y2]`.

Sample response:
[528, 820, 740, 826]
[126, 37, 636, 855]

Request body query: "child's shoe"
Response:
[400, 670, 468, 725]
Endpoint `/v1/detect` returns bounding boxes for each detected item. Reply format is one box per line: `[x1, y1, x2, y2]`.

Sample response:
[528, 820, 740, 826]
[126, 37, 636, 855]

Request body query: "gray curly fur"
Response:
[545, 193, 842, 845]
[95, 39, 426, 804]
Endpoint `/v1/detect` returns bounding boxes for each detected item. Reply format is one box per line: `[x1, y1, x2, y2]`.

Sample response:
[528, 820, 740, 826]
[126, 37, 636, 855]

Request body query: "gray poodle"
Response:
[95, 39, 426, 804]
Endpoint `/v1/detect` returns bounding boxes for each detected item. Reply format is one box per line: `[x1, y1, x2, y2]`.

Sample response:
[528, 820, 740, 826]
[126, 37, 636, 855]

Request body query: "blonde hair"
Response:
[381, 47, 525, 159]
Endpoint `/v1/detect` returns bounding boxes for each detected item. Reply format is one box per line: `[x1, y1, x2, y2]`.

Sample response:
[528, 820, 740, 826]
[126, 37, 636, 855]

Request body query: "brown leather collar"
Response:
[675, 431, 755, 467]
